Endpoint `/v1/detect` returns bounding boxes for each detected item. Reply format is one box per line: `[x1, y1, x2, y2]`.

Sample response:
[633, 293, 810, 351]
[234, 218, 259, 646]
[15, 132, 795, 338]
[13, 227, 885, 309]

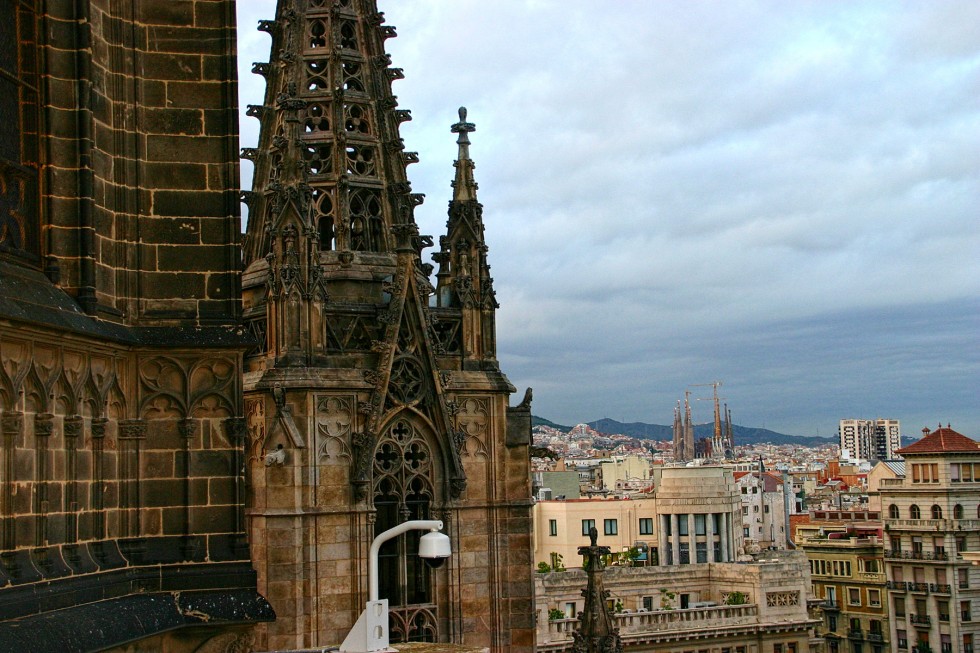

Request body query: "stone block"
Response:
[146, 26, 227, 55]
[153, 190, 228, 220]
[138, 272, 206, 299]
[190, 449, 232, 477]
[165, 81, 226, 109]
[140, 52, 203, 82]
[146, 135, 227, 163]
[209, 477, 234, 505]
[139, 1, 195, 26]
[142, 451, 175, 479]
[157, 244, 227, 272]
[139, 217, 201, 245]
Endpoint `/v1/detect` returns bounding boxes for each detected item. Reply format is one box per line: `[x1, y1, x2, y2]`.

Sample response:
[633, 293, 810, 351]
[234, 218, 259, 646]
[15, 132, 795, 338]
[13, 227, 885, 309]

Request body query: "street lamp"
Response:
[340, 519, 451, 653]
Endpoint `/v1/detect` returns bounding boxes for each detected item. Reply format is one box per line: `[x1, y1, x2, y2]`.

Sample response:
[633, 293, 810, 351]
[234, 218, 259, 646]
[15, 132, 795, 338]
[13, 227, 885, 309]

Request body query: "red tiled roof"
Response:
[896, 426, 979, 455]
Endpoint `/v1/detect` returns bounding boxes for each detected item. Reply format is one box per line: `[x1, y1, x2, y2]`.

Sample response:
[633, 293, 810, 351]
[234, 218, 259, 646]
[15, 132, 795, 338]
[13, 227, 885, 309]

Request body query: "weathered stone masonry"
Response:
[0, 2, 270, 652]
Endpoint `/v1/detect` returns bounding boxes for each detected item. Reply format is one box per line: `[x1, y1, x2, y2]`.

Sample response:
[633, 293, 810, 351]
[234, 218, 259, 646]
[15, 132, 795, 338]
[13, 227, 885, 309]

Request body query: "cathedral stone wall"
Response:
[0, 2, 269, 651]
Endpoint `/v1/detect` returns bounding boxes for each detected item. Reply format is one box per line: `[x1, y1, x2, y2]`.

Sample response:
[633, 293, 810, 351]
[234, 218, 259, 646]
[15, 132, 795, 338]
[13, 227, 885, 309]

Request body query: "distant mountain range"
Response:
[532, 416, 837, 448]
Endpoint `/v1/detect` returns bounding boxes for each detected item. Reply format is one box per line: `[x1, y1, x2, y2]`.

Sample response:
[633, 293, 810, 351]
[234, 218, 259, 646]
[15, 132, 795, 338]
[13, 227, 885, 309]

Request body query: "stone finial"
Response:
[450, 107, 478, 202]
[573, 527, 623, 653]
[451, 106, 476, 145]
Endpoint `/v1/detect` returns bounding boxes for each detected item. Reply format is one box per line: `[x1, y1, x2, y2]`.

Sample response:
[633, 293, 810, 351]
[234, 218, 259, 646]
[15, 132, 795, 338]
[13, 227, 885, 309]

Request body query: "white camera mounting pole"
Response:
[340, 519, 447, 653]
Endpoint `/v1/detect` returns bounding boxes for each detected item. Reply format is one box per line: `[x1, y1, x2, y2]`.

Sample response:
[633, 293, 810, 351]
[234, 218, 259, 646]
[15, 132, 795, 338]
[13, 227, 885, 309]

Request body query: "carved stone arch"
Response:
[375, 405, 457, 499]
[82, 372, 105, 419]
[188, 357, 236, 417]
[0, 340, 30, 404]
[372, 413, 439, 506]
[283, 286, 304, 351]
[22, 364, 47, 413]
[0, 359, 15, 411]
[139, 356, 189, 419]
[191, 631, 255, 653]
[371, 412, 442, 638]
[105, 375, 127, 421]
[52, 367, 78, 416]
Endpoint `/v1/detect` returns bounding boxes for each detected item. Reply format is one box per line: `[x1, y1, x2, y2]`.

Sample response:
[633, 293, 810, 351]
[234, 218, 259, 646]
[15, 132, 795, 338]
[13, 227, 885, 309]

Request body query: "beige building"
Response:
[533, 467, 744, 569]
[867, 460, 904, 512]
[881, 426, 980, 653]
[599, 455, 652, 492]
[796, 512, 888, 653]
[536, 553, 820, 652]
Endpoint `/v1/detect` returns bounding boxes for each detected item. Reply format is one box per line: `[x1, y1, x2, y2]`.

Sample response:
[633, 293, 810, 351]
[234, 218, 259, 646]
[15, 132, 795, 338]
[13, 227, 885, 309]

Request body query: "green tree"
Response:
[625, 546, 641, 567]
[550, 552, 566, 571]
[724, 590, 747, 605]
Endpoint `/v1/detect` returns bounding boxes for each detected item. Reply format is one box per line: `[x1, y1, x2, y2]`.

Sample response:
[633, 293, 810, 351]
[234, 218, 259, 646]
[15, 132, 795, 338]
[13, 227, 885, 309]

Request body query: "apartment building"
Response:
[881, 426, 980, 653]
[796, 512, 889, 653]
[736, 471, 790, 549]
[840, 419, 902, 462]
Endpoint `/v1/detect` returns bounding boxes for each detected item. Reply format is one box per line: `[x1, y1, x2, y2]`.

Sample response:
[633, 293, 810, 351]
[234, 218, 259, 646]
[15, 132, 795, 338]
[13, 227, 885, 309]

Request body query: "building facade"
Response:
[532, 467, 744, 570]
[881, 426, 980, 653]
[797, 513, 889, 653]
[0, 2, 271, 651]
[839, 419, 901, 463]
[240, 0, 534, 650]
[536, 553, 819, 652]
[736, 471, 790, 550]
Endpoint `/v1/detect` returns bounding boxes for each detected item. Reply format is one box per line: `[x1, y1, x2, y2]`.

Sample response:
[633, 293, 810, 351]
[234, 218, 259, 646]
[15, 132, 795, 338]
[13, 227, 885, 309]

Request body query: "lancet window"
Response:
[373, 417, 438, 642]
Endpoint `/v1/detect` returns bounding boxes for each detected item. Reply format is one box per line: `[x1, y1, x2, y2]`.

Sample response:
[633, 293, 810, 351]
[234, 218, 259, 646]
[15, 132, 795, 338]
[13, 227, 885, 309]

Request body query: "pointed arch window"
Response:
[373, 417, 438, 642]
[348, 188, 384, 252]
[0, 0, 40, 265]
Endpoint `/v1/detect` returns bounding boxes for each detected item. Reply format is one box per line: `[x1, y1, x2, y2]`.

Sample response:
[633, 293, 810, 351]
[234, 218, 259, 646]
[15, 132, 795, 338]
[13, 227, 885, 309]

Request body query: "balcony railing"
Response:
[887, 580, 909, 591]
[847, 628, 864, 639]
[886, 550, 949, 561]
[909, 613, 931, 627]
[909, 582, 930, 593]
[542, 604, 760, 646]
[888, 518, 980, 532]
[821, 599, 840, 611]
[867, 631, 884, 643]
[930, 583, 951, 594]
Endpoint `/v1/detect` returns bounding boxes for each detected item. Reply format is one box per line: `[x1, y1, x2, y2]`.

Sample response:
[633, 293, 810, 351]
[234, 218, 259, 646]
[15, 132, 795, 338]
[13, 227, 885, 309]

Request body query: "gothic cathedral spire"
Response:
[239, 2, 533, 651]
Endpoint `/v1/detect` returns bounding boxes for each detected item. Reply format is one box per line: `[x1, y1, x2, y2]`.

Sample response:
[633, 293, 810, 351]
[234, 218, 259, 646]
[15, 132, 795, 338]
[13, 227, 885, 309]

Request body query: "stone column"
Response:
[721, 511, 730, 561]
[658, 515, 668, 566]
[670, 513, 680, 566]
[706, 511, 715, 562]
[689, 512, 697, 564]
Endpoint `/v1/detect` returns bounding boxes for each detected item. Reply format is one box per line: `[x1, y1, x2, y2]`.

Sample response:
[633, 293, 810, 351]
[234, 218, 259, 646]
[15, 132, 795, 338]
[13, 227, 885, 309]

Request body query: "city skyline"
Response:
[237, 1, 979, 437]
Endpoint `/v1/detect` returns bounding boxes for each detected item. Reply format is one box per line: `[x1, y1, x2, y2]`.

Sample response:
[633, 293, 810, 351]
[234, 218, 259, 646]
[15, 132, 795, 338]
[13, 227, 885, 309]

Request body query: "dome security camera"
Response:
[418, 529, 451, 568]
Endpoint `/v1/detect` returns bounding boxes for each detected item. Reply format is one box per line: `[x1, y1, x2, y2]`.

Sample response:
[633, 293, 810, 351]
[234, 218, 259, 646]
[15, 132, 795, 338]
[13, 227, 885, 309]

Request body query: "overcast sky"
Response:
[237, 1, 980, 438]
